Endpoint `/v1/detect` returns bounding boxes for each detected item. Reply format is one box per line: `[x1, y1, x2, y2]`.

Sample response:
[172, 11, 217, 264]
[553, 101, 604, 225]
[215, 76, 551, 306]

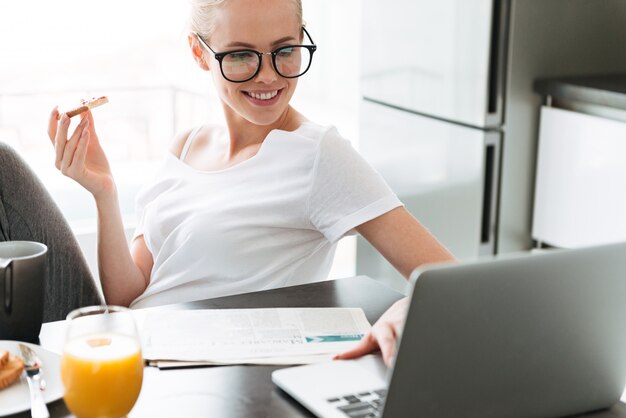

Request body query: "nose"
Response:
[255, 53, 278, 83]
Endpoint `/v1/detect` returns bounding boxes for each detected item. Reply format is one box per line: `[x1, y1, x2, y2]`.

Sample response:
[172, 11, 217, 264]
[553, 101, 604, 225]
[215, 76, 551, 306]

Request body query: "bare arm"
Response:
[94, 188, 150, 306]
[356, 206, 455, 279]
[336, 206, 456, 366]
[47, 108, 153, 306]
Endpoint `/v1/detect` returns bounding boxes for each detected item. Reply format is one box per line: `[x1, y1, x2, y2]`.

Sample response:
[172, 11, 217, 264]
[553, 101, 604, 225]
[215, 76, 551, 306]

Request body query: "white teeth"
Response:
[247, 90, 279, 100]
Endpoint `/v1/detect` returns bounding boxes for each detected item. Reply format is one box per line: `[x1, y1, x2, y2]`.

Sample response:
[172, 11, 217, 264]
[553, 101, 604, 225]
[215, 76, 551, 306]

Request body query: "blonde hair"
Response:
[189, 0, 304, 41]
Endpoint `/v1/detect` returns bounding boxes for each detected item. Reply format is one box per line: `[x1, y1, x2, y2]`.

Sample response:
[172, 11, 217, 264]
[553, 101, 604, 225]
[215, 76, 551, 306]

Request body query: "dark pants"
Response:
[0, 142, 103, 322]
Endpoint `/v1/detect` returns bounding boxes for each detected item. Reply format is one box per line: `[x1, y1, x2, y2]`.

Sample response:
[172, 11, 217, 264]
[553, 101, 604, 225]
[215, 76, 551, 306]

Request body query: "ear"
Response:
[188, 33, 211, 71]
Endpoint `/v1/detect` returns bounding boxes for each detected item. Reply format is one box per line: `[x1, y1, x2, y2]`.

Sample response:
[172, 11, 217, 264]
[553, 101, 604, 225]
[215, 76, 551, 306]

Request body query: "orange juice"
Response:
[61, 333, 143, 418]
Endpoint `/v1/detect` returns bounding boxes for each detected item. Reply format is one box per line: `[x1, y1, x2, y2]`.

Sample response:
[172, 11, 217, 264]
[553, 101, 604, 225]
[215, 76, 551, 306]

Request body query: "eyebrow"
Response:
[224, 36, 297, 49]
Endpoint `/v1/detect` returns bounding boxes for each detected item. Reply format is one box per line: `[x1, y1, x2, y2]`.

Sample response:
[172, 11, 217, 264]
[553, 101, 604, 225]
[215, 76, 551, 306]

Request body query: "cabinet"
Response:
[532, 75, 626, 248]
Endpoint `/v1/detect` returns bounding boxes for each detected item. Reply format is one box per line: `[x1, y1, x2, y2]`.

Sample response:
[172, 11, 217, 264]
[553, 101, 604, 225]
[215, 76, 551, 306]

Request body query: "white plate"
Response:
[0, 341, 64, 417]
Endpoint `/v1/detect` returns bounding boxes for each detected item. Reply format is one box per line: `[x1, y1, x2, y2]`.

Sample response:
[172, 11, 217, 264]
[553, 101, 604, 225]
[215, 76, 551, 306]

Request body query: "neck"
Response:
[222, 105, 302, 157]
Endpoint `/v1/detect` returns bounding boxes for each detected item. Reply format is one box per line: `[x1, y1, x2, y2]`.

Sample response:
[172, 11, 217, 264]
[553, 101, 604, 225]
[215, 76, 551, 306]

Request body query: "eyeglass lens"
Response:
[221, 46, 312, 82]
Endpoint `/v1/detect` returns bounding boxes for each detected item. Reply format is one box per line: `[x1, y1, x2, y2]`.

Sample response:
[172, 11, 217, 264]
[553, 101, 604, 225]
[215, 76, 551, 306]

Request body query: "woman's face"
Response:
[200, 0, 302, 127]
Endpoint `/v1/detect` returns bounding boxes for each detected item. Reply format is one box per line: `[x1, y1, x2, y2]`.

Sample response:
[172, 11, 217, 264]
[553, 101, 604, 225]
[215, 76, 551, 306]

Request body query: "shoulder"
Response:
[312, 125, 357, 159]
[268, 123, 349, 168]
[169, 125, 223, 159]
[281, 121, 343, 149]
[310, 125, 380, 180]
[279, 123, 358, 168]
[169, 128, 196, 159]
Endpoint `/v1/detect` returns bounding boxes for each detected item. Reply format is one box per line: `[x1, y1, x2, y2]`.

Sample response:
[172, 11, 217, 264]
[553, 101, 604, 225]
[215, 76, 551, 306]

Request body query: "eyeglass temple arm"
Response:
[302, 26, 315, 45]
[194, 32, 217, 54]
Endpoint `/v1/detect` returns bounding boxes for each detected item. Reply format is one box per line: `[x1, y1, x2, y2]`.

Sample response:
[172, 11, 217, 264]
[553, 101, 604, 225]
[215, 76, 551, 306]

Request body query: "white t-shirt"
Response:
[130, 122, 402, 308]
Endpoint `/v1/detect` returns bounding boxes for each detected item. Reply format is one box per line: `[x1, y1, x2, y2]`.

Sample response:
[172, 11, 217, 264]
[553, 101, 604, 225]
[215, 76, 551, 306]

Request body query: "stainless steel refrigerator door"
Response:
[360, 0, 508, 128]
[357, 100, 497, 284]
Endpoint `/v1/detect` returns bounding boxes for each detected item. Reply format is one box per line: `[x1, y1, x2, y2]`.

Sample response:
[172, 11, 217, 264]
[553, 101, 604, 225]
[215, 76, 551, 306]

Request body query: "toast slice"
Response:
[0, 350, 9, 368]
[66, 96, 109, 118]
[0, 354, 24, 390]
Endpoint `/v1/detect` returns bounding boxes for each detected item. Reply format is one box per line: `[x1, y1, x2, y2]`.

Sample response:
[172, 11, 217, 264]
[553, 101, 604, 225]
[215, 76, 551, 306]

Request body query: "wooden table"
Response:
[9, 276, 626, 417]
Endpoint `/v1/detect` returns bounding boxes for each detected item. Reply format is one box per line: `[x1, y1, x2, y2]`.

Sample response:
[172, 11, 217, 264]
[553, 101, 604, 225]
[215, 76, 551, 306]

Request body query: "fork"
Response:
[18, 344, 50, 418]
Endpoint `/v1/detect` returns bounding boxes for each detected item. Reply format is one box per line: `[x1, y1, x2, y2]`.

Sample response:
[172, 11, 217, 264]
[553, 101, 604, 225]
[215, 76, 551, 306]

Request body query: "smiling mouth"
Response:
[244, 89, 282, 101]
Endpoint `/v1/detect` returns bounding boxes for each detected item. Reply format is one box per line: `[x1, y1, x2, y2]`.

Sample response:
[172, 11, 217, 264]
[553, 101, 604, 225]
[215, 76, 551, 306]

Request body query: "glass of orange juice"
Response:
[61, 306, 143, 418]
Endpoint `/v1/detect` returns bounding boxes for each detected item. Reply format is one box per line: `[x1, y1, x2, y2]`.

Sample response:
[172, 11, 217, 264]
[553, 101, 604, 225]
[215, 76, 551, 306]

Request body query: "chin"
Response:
[240, 105, 291, 127]
[247, 113, 286, 126]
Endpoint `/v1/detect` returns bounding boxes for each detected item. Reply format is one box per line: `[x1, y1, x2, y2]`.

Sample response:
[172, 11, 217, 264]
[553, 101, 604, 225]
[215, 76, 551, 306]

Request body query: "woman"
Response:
[44, 0, 455, 365]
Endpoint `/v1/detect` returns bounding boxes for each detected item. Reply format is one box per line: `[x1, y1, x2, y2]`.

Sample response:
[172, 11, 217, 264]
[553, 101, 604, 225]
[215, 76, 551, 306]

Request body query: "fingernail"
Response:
[61, 114, 69, 123]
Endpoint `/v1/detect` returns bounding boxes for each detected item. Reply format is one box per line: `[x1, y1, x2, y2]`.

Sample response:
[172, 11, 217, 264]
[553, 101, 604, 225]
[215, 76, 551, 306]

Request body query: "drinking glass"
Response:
[61, 306, 143, 418]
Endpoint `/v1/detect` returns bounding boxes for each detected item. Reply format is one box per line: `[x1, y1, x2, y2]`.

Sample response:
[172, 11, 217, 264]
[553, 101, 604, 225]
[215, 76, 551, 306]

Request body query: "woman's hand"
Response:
[334, 297, 409, 367]
[48, 107, 114, 199]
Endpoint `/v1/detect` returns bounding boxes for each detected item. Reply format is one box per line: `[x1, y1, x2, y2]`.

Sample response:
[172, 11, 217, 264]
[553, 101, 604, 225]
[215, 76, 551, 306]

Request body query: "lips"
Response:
[242, 88, 284, 106]
[246, 90, 279, 100]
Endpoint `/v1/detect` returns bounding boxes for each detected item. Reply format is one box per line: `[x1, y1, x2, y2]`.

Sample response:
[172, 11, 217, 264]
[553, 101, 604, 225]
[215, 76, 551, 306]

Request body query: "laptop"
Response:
[272, 242, 626, 418]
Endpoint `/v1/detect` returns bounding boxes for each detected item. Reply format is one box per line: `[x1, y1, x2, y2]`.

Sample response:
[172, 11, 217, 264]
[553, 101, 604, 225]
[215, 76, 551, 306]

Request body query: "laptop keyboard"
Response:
[326, 389, 387, 417]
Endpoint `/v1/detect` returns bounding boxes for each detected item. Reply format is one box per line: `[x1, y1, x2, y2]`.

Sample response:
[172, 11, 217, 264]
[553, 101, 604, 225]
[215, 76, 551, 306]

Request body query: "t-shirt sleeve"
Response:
[307, 128, 403, 242]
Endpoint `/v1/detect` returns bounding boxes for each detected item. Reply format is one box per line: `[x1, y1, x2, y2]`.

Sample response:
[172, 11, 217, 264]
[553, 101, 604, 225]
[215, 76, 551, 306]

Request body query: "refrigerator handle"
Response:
[486, 0, 510, 125]
[480, 133, 502, 255]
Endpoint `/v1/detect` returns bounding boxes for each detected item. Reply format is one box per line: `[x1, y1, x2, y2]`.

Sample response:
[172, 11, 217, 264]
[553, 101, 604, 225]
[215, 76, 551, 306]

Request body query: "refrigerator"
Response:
[355, 0, 626, 284]
[356, 0, 505, 282]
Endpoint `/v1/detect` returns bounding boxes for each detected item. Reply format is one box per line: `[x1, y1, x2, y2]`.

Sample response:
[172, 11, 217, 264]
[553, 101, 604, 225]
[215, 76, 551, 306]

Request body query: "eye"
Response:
[226, 51, 256, 62]
[277, 47, 295, 57]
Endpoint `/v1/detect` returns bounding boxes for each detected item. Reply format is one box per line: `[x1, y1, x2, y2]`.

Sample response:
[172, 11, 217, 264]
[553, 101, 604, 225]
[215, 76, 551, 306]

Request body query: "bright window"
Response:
[0, 0, 361, 278]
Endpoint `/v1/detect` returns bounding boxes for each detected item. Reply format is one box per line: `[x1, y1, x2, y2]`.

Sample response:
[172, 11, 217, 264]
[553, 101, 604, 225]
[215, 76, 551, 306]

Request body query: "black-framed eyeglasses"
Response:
[195, 27, 317, 83]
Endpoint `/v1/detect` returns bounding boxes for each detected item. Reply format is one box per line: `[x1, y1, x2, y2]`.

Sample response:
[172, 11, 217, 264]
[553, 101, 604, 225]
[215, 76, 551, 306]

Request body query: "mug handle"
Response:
[0, 258, 12, 315]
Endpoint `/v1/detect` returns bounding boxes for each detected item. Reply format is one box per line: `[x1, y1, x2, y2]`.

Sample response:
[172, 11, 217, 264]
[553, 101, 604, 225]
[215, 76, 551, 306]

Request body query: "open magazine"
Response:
[140, 308, 372, 368]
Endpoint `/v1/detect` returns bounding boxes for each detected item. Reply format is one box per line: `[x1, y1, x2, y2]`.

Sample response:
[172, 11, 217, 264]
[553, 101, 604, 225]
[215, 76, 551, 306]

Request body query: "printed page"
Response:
[141, 308, 371, 363]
